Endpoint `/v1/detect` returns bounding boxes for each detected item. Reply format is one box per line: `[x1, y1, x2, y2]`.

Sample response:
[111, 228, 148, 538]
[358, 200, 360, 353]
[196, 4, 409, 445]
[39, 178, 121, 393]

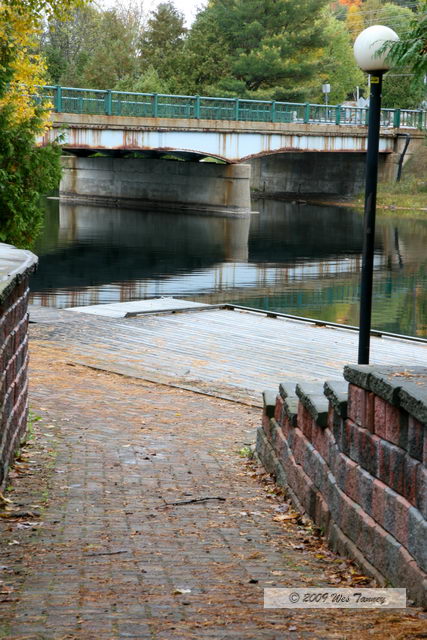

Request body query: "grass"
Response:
[354, 141, 427, 214]
[353, 175, 427, 212]
[22, 410, 42, 444]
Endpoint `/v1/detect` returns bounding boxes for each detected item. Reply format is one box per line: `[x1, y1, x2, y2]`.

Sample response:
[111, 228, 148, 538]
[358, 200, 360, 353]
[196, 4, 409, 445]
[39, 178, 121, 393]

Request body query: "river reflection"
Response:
[30, 198, 427, 337]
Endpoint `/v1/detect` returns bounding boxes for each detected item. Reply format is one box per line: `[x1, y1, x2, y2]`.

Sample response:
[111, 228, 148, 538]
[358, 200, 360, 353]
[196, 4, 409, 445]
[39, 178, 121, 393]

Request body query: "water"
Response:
[30, 198, 427, 337]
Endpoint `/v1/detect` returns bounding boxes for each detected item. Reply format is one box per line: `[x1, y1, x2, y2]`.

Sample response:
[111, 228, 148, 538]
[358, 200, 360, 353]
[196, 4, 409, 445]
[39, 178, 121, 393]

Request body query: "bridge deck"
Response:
[29, 300, 426, 406]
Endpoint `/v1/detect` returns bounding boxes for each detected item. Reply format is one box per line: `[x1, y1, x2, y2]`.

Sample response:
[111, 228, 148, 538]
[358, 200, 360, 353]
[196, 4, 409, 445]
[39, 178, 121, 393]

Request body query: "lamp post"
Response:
[353, 25, 399, 364]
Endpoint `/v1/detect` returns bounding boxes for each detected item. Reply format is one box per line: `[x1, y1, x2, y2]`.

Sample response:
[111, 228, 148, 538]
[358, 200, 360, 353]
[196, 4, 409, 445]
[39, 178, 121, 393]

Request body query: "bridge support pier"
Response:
[60, 156, 251, 217]
[249, 152, 392, 198]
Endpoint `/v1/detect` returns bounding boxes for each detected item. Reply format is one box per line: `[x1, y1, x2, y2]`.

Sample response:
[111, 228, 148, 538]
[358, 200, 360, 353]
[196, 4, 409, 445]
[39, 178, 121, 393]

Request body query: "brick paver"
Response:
[0, 340, 426, 639]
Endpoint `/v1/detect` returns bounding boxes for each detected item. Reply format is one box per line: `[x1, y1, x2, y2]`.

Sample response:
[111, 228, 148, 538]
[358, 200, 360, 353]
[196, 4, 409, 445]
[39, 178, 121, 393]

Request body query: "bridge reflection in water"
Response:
[30, 198, 427, 337]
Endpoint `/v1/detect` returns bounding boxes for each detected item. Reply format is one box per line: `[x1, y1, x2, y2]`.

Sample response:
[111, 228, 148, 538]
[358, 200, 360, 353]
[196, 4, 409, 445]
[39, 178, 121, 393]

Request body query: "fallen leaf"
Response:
[351, 575, 371, 583]
[274, 504, 290, 513]
[16, 521, 42, 529]
[273, 512, 300, 522]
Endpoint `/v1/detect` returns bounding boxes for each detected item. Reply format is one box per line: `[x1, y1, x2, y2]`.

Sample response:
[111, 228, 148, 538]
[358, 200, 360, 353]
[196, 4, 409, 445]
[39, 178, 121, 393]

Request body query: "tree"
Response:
[0, 2, 48, 125]
[177, 8, 231, 95]
[138, 2, 186, 92]
[0, 0, 86, 246]
[41, 3, 144, 89]
[384, 1, 427, 83]
[382, 72, 425, 107]
[41, 5, 100, 85]
[76, 8, 141, 88]
[318, 14, 365, 104]
[367, 2, 426, 106]
[346, 3, 365, 39]
[0, 107, 62, 246]
[114, 66, 171, 94]
[180, 0, 330, 101]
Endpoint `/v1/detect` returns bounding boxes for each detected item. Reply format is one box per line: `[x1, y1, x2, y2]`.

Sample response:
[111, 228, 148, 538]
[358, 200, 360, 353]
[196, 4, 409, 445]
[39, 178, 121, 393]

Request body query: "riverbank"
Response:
[253, 143, 427, 214]
[352, 175, 427, 213]
[253, 194, 427, 214]
[370, 144, 427, 213]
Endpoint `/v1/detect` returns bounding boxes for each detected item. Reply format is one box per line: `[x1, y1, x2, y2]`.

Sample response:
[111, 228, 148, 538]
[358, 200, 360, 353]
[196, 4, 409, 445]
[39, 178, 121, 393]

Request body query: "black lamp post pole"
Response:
[358, 72, 383, 365]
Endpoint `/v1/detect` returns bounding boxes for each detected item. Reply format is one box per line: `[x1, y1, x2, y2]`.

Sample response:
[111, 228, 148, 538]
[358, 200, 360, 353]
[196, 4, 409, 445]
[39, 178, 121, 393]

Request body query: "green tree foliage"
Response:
[177, 9, 231, 95]
[41, 5, 99, 84]
[138, 2, 186, 92]
[180, 0, 330, 101]
[114, 66, 171, 94]
[76, 8, 141, 88]
[0, 107, 62, 247]
[42, 4, 144, 88]
[318, 14, 365, 103]
[382, 72, 426, 107]
[364, 2, 426, 107]
[384, 1, 427, 83]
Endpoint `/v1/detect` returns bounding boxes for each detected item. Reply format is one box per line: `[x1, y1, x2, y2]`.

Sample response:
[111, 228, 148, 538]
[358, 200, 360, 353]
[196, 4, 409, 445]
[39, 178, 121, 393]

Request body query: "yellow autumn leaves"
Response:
[0, 3, 50, 128]
[0, 0, 87, 130]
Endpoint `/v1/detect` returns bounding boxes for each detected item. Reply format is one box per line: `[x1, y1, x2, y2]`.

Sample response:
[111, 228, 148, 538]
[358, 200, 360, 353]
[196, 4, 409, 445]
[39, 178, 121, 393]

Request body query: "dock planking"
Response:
[29, 299, 426, 406]
[67, 297, 210, 318]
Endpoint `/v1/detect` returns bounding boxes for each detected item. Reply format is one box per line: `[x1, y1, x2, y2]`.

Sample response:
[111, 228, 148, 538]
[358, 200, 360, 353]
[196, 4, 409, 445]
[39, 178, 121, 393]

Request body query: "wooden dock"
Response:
[29, 298, 426, 406]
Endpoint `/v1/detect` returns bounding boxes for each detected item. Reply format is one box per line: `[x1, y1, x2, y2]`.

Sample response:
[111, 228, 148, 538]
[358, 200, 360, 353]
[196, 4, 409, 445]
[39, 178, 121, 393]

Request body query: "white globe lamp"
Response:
[354, 25, 399, 72]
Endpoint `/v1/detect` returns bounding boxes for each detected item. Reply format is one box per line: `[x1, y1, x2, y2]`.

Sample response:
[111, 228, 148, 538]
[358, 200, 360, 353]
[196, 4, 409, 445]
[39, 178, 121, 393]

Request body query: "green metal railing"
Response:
[38, 85, 426, 130]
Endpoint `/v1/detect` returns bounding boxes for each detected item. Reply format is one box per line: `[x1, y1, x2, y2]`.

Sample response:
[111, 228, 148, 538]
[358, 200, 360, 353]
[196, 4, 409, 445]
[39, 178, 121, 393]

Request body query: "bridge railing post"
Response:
[54, 85, 62, 113]
[234, 98, 240, 121]
[393, 109, 401, 128]
[152, 93, 158, 118]
[418, 110, 424, 130]
[304, 103, 310, 124]
[270, 101, 276, 123]
[335, 105, 341, 125]
[105, 90, 113, 116]
[195, 95, 201, 119]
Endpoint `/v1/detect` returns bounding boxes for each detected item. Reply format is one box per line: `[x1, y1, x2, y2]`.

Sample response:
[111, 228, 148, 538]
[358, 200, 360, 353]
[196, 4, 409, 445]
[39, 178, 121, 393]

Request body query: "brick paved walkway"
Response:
[0, 340, 425, 639]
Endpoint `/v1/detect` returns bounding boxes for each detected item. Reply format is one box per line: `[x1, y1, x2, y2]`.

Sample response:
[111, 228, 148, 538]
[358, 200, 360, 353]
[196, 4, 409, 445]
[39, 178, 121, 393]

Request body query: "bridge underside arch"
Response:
[62, 146, 230, 164]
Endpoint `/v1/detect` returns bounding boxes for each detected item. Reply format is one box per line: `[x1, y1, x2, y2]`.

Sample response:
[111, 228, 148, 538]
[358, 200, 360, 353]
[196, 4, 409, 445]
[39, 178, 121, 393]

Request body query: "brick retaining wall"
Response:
[257, 365, 427, 606]
[0, 244, 38, 490]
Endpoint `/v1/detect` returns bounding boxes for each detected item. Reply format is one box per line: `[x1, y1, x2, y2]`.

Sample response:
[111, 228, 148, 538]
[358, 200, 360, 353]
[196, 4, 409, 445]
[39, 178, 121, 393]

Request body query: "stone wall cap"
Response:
[295, 382, 329, 427]
[284, 397, 299, 427]
[279, 382, 298, 400]
[0, 243, 38, 303]
[262, 389, 277, 418]
[344, 364, 427, 426]
[324, 380, 348, 418]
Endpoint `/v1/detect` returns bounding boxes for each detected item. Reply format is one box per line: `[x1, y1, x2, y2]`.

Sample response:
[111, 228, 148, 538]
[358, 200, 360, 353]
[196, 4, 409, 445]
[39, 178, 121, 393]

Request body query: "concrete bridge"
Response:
[38, 86, 426, 215]
[44, 111, 407, 161]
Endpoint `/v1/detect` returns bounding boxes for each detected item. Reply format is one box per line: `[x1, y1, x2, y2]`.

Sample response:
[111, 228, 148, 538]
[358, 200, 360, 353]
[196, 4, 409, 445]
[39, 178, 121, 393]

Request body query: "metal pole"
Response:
[358, 72, 383, 364]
